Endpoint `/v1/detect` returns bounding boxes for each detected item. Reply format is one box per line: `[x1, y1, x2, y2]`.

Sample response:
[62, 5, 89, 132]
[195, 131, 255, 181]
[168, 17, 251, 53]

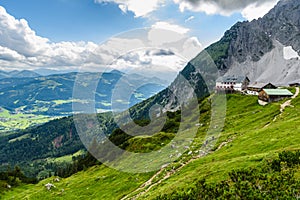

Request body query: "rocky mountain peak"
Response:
[198, 0, 300, 85]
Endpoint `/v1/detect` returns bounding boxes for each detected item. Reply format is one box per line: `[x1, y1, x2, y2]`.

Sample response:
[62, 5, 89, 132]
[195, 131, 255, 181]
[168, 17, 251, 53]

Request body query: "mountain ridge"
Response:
[0, 70, 41, 79]
[203, 0, 300, 85]
[0, 71, 167, 117]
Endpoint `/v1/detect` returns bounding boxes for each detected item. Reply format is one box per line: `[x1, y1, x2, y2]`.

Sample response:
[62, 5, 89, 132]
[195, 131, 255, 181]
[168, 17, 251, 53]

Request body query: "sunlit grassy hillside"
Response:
[2, 91, 300, 199]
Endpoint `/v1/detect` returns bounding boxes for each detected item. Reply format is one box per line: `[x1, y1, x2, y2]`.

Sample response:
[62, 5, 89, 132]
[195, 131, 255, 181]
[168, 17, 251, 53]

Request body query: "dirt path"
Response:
[122, 137, 234, 200]
[280, 87, 299, 112]
[265, 87, 299, 126]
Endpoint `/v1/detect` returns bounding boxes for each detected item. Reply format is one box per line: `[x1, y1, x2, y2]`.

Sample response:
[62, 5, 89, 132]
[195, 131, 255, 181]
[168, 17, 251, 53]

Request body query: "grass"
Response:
[139, 93, 300, 199]
[52, 99, 89, 106]
[46, 150, 85, 164]
[2, 91, 300, 199]
[2, 166, 154, 200]
[8, 134, 31, 143]
[0, 107, 56, 134]
[0, 97, 89, 133]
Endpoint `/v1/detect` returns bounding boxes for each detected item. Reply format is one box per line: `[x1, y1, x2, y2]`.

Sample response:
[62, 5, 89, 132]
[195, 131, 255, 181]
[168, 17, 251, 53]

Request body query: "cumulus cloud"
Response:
[0, 46, 25, 62]
[0, 6, 201, 75]
[0, 6, 49, 57]
[95, 0, 278, 21]
[241, 0, 279, 21]
[173, 0, 278, 20]
[0, 6, 103, 70]
[148, 21, 191, 46]
[94, 0, 163, 17]
[110, 49, 187, 82]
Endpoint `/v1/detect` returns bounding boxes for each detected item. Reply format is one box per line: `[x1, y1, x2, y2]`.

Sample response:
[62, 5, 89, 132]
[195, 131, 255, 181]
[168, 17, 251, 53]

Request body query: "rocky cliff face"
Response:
[204, 0, 300, 85]
[259, 0, 300, 52]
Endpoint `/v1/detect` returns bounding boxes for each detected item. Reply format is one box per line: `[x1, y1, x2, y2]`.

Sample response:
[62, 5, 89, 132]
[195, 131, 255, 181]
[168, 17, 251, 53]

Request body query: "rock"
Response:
[45, 183, 55, 191]
[54, 177, 60, 182]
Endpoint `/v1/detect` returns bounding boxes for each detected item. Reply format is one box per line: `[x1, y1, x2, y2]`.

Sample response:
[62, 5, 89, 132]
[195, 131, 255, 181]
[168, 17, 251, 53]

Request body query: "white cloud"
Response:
[0, 6, 49, 57]
[173, 0, 278, 18]
[151, 21, 189, 34]
[181, 36, 202, 58]
[0, 6, 112, 70]
[241, 0, 279, 21]
[95, 0, 163, 17]
[185, 16, 195, 23]
[148, 21, 191, 46]
[0, 6, 202, 74]
[95, 0, 278, 20]
[118, 4, 128, 13]
[0, 46, 25, 61]
[110, 49, 187, 82]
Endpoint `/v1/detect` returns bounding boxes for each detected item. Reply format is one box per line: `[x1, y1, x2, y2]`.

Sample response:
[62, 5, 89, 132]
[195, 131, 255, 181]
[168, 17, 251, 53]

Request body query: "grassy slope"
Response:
[2, 92, 300, 199]
[2, 166, 153, 200]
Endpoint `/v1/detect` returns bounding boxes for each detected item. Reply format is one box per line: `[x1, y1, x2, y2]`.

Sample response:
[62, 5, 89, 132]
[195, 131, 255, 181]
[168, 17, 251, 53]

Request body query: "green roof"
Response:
[263, 89, 293, 96]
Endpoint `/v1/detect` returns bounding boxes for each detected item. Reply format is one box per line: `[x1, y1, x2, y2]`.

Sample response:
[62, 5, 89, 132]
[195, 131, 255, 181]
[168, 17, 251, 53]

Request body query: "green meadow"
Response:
[2, 91, 300, 199]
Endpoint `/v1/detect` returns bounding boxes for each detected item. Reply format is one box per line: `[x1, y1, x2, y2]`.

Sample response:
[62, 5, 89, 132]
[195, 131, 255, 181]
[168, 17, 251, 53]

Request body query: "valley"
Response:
[0, 71, 166, 133]
[0, 0, 299, 199]
[0, 107, 56, 134]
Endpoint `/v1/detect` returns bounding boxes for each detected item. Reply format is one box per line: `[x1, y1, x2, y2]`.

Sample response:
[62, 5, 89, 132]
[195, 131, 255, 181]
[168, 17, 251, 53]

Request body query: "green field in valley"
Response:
[0, 107, 57, 134]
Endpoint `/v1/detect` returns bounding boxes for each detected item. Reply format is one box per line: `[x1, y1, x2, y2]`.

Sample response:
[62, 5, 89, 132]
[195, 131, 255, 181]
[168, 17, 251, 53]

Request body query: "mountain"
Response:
[0, 112, 117, 177]
[0, 70, 41, 79]
[81, 0, 300, 123]
[131, 0, 300, 117]
[204, 0, 300, 85]
[0, 71, 166, 116]
[34, 68, 76, 76]
[1, 0, 300, 198]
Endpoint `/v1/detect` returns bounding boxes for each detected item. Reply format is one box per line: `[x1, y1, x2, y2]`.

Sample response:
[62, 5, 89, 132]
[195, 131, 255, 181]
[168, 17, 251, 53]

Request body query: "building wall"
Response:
[247, 90, 259, 95]
[216, 82, 234, 90]
[233, 83, 243, 91]
[216, 82, 245, 91]
[258, 91, 269, 102]
[269, 96, 286, 102]
[259, 91, 292, 102]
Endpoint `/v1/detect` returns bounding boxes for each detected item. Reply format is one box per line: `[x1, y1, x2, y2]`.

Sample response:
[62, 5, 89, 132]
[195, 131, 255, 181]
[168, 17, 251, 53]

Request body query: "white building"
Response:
[216, 76, 250, 92]
[247, 82, 277, 95]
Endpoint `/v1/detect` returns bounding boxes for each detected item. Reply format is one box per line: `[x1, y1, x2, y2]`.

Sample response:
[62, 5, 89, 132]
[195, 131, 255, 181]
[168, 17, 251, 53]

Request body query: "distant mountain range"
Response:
[0, 70, 41, 79]
[0, 70, 167, 116]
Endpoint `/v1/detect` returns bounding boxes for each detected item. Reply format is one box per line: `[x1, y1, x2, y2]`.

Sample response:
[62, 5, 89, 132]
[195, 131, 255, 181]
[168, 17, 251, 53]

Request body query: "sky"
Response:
[0, 0, 280, 78]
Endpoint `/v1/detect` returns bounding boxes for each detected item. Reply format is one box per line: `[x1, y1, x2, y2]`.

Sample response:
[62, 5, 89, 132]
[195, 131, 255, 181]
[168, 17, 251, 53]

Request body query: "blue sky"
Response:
[1, 0, 244, 44]
[0, 0, 143, 43]
[0, 0, 279, 72]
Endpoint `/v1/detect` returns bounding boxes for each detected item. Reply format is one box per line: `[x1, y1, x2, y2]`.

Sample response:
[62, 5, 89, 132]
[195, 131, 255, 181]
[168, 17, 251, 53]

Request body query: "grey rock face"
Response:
[210, 0, 299, 67]
[258, 0, 300, 53]
[202, 0, 300, 84]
